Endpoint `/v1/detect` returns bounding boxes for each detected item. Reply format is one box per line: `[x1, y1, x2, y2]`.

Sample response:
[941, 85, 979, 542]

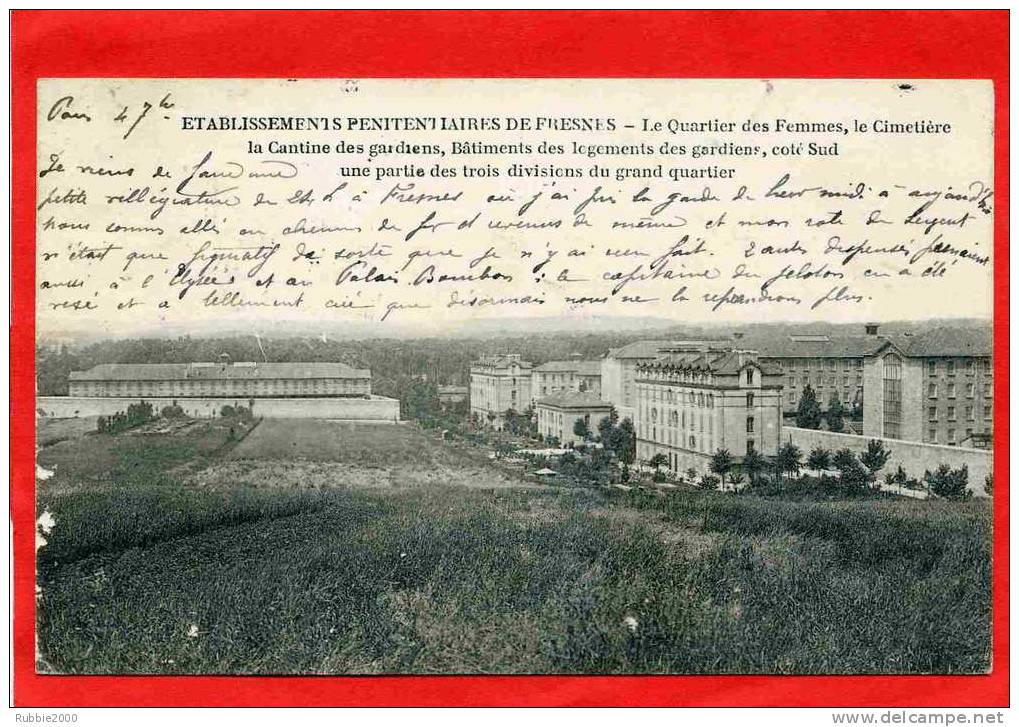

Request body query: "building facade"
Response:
[468, 354, 533, 428]
[67, 359, 373, 399]
[535, 393, 614, 448]
[750, 329, 880, 416]
[601, 340, 719, 422]
[634, 346, 784, 474]
[530, 360, 602, 404]
[862, 329, 993, 448]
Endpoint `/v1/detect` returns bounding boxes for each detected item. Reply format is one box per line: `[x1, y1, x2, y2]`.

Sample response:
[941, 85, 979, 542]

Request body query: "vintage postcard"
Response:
[12, 9, 1008, 710]
[33, 76, 995, 674]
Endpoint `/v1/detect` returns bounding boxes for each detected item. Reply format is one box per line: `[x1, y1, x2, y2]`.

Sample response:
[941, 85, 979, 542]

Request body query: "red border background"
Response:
[10, 10, 1010, 707]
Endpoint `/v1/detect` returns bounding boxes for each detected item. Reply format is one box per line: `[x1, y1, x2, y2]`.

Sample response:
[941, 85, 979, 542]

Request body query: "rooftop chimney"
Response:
[865, 323, 880, 336]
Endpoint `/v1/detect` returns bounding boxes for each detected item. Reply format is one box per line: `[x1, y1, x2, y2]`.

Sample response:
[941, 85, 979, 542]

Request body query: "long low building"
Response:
[68, 360, 372, 399]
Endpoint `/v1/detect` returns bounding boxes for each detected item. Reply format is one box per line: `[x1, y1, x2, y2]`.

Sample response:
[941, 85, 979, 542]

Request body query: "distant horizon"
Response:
[36, 314, 995, 348]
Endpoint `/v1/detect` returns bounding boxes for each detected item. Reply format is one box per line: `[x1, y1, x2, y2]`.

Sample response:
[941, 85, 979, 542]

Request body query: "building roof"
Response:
[888, 328, 992, 358]
[69, 362, 370, 381]
[639, 349, 783, 377]
[743, 326, 992, 360]
[470, 354, 532, 369]
[533, 359, 602, 376]
[747, 335, 886, 359]
[605, 340, 679, 360]
[437, 385, 468, 394]
[535, 392, 613, 410]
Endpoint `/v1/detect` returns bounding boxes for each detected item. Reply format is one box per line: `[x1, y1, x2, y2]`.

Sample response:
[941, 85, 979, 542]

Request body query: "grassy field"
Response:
[36, 418, 991, 675]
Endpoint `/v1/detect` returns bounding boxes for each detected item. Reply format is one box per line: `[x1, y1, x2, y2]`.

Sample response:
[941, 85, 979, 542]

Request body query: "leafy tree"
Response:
[573, 418, 591, 441]
[775, 441, 802, 481]
[614, 418, 636, 465]
[984, 473, 994, 496]
[925, 464, 972, 501]
[796, 385, 823, 429]
[833, 448, 869, 491]
[647, 452, 669, 474]
[859, 439, 891, 485]
[97, 401, 155, 435]
[220, 405, 236, 418]
[741, 446, 767, 486]
[807, 446, 831, 471]
[729, 472, 746, 491]
[825, 392, 845, 433]
[832, 448, 858, 473]
[710, 448, 733, 485]
[597, 415, 615, 443]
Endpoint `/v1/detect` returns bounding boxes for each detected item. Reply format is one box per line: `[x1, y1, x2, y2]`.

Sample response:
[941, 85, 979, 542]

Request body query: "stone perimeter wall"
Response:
[37, 396, 401, 422]
[784, 426, 992, 496]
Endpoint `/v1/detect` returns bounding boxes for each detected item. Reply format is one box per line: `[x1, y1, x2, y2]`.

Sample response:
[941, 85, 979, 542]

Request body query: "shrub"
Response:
[161, 403, 186, 419]
[710, 448, 733, 484]
[860, 440, 891, 485]
[925, 464, 972, 501]
[807, 446, 832, 471]
[699, 474, 720, 490]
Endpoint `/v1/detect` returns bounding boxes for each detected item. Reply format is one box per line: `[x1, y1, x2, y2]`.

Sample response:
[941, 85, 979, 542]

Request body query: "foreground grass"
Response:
[37, 483, 990, 674]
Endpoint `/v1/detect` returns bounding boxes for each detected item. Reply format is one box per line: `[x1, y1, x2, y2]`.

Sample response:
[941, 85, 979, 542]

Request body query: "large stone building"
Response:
[751, 330, 875, 417]
[469, 354, 533, 428]
[862, 328, 993, 448]
[535, 392, 614, 448]
[634, 346, 784, 474]
[68, 359, 373, 398]
[601, 340, 719, 422]
[530, 360, 602, 404]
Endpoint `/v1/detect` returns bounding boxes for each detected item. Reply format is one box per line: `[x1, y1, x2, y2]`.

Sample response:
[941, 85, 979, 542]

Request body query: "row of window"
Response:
[788, 374, 861, 386]
[642, 387, 717, 407]
[927, 359, 991, 376]
[928, 427, 991, 445]
[780, 358, 864, 371]
[640, 425, 712, 454]
[74, 379, 368, 394]
[646, 408, 714, 435]
[786, 389, 860, 405]
[927, 404, 992, 422]
[928, 382, 991, 398]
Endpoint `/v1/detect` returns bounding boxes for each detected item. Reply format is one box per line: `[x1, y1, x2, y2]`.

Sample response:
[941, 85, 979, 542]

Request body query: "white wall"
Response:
[37, 396, 401, 422]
